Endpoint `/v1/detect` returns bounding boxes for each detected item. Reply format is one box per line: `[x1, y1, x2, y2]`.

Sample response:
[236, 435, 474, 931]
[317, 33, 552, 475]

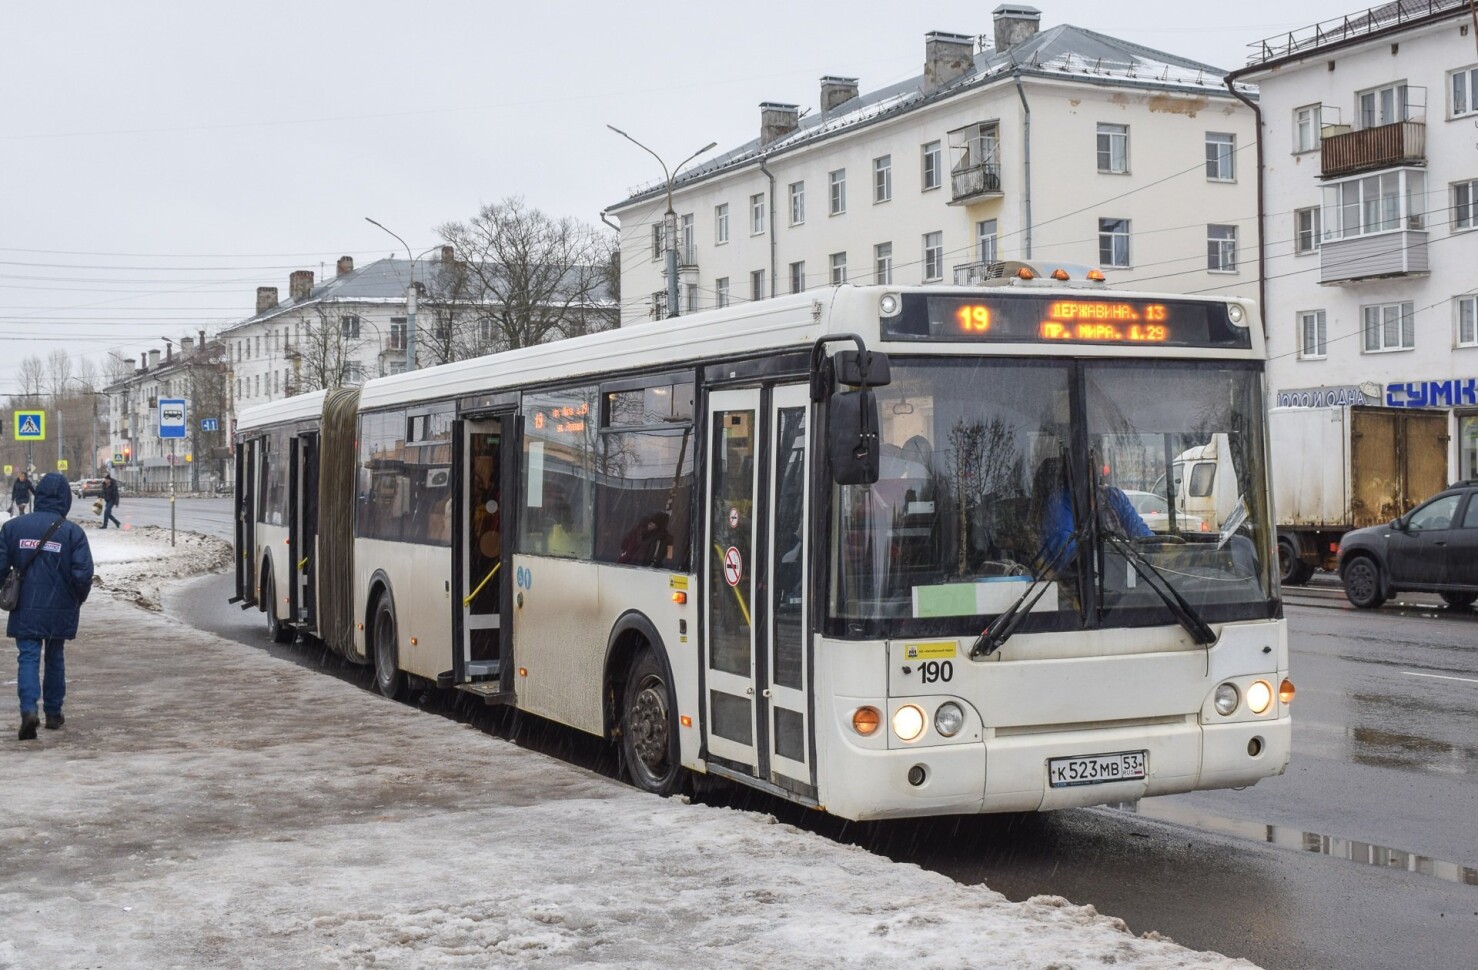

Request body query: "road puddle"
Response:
[1105, 800, 1478, 886]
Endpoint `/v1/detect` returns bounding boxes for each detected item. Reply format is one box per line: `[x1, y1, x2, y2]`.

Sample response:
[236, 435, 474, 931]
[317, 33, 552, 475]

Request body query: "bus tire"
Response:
[264, 570, 294, 644]
[372, 591, 406, 700]
[621, 649, 682, 796]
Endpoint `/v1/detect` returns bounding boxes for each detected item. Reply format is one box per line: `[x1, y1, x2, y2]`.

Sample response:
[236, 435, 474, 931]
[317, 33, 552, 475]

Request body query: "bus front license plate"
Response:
[1047, 750, 1148, 788]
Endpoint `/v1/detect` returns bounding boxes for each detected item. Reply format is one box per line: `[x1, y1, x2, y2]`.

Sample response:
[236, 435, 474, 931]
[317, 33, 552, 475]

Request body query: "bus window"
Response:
[520, 386, 597, 558]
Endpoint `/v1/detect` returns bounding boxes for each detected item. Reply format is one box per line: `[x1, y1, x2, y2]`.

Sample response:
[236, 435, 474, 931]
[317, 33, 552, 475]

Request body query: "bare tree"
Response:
[290, 306, 369, 393]
[16, 355, 45, 402]
[437, 197, 618, 353]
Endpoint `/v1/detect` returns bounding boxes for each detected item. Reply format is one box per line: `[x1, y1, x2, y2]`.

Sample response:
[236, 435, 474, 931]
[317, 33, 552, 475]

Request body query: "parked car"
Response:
[70, 478, 106, 498]
[1121, 489, 1206, 534]
[1338, 480, 1478, 609]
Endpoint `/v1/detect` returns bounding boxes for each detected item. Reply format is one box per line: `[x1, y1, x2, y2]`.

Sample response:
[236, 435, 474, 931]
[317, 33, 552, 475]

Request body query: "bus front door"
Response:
[294, 432, 320, 632]
[453, 415, 516, 702]
[704, 384, 814, 797]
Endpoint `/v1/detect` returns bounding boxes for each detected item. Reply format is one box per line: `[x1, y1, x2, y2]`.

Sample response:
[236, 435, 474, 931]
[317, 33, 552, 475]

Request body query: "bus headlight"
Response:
[879, 292, 901, 316]
[934, 702, 965, 737]
[1246, 680, 1273, 715]
[1227, 303, 1246, 325]
[1213, 683, 1240, 716]
[892, 704, 926, 742]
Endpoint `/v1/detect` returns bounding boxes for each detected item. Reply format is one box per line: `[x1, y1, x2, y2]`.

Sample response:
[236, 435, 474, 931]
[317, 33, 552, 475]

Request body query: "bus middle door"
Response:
[704, 384, 813, 796]
[452, 413, 517, 703]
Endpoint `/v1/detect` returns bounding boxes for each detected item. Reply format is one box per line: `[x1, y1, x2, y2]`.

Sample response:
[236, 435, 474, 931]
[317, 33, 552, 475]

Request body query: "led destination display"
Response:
[882, 293, 1252, 349]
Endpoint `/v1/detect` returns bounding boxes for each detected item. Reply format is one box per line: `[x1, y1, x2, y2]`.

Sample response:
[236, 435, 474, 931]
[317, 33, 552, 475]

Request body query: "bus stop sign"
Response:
[159, 399, 187, 439]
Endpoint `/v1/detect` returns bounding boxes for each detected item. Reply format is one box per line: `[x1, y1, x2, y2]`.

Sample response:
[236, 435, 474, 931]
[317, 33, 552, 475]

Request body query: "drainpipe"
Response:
[1013, 70, 1033, 259]
[598, 210, 620, 233]
[1225, 74, 1267, 317]
[759, 155, 778, 297]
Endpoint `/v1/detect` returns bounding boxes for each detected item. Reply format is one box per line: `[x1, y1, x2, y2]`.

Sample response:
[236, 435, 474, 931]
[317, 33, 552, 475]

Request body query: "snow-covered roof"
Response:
[609, 24, 1248, 210]
[1241, 0, 1469, 69]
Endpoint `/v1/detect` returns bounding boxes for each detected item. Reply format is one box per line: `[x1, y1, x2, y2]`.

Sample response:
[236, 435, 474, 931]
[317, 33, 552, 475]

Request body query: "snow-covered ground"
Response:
[0, 527, 1261, 969]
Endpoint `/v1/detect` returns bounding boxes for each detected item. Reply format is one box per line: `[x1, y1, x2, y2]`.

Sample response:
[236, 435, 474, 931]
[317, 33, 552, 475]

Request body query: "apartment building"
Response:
[1232, 0, 1478, 481]
[606, 5, 1258, 323]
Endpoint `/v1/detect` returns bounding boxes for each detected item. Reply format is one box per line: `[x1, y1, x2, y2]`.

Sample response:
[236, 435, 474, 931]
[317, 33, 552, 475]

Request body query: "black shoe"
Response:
[18, 713, 39, 741]
[45, 713, 64, 730]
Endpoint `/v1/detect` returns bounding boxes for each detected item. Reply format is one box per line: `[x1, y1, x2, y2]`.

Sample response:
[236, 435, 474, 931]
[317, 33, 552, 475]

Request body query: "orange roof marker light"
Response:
[1051, 268, 1071, 281]
[1087, 268, 1106, 282]
[1015, 266, 1037, 280]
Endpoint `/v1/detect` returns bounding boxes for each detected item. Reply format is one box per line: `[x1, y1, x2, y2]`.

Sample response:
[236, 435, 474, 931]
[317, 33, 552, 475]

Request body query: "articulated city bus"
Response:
[233, 267, 1293, 820]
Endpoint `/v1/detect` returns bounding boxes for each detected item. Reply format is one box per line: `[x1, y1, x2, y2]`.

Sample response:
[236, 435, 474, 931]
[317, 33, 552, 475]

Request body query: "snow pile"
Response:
[85, 523, 232, 611]
[0, 530, 1261, 969]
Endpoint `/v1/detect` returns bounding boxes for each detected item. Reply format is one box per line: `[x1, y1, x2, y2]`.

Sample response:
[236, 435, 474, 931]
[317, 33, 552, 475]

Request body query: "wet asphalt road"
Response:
[170, 544, 1477, 970]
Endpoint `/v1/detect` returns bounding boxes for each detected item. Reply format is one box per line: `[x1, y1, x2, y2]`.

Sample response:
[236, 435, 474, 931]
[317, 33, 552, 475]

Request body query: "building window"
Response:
[715, 203, 729, 244]
[874, 155, 892, 203]
[1205, 133, 1235, 181]
[1452, 179, 1478, 231]
[1452, 66, 1478, 118]
[874, 242, 893, 284]
[975, 219, 998, 263]
[922, 141, 942, 190]
[651, 222, 664, 259]
[750, 193, 766, 234]
[1357, 82, 1409, 129]
[829, 252, 847, 284]
[1299, 310, 1327, 359]
[922, 231, 943, 281]
[715, 277, 730, 308]
[389, 317, 406, 350]
[789, 261, 806, 294]
[829, 169, 846, 215]
[1323, 169, 1425, 238]
[1294, 105, 1322, 153]
[1207, 224, 1237, 272]
[345, 361, 364, 383]
[685, 283, 698, 313]
[1295, 207, 1322, 254]
[340, 315, 361, 338]
[651, 290, 667, 318]
[1457, 295, 1478, 347]
[751, 269, 766, 301]
[1362, 301, 1415, 352]
[1098, 218, 1130, 267]
[1097, 123, 1128, 174]
[680, 213, 695, 263]
[789, 181, 805, 225]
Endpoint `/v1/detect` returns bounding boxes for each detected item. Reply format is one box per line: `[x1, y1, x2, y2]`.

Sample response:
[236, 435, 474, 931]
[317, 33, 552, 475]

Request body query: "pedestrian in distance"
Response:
[0, 472, 94, 741]
[10, 471, 34, 517]
[100, 472, 122, 529]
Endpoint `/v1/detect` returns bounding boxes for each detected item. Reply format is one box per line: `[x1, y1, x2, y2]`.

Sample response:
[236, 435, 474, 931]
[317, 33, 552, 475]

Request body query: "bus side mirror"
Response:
[828, 388, 880, 485]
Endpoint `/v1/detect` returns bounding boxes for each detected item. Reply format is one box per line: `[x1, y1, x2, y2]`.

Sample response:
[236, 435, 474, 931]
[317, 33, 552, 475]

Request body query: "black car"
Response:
[1338, 480, 1478, 609]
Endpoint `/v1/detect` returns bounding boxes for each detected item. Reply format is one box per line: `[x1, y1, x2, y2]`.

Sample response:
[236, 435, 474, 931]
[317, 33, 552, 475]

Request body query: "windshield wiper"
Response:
[1100, 532, 1217, 645]
[970, 519, 1091, 659]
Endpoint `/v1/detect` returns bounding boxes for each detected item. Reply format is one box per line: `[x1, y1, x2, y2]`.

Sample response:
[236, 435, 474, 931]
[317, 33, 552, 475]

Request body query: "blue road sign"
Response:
[15, 410, 45, 441]
[159, 398, 187, 439]
[201, 417, 219, 432]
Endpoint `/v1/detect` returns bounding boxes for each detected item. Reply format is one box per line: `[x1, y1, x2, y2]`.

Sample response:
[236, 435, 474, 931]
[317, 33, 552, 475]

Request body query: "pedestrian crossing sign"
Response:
[14, 410, 45, 441]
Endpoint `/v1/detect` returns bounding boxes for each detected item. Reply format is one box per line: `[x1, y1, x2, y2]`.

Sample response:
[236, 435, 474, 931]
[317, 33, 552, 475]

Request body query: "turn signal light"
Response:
[852, 706, 881, 736]
[680, 715, 692, 728]
[1279, 678, 1296, 705]
[672, 591, 687, 605]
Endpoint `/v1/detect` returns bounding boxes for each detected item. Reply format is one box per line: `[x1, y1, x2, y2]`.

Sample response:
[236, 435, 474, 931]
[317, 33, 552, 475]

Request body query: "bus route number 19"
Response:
[920, 660, 953, 684]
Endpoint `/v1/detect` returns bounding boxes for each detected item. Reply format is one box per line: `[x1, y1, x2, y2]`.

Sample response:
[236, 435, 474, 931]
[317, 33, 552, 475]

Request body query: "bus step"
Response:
[455, 683, 515, 706]
[465, 660, 500, 677]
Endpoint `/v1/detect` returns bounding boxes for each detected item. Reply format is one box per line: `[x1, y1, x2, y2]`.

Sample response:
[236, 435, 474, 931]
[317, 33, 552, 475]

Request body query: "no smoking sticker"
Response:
[723, 546, 743, 586]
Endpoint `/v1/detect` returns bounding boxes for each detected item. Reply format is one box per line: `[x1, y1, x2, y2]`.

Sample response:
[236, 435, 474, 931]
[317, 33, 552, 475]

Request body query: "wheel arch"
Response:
[603, 610, 674, 741]
[364, 569, 395, 630]
[258, 551, 276, 615]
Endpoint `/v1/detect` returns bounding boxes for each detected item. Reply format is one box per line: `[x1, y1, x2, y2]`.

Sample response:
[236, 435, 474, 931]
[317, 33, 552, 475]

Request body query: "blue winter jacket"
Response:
[0, 472, 94, 639]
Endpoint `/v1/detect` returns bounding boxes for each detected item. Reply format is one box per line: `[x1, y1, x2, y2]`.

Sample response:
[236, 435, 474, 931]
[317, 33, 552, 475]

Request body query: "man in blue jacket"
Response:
[1, 473, 94, 740]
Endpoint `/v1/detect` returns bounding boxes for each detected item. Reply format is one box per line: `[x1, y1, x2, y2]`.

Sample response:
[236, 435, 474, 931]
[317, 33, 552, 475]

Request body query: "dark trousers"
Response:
[103, 500, 121, 528]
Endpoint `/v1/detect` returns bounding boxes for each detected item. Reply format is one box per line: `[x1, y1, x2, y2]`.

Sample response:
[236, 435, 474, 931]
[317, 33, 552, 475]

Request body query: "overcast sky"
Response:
[3, 0, 1372, 395]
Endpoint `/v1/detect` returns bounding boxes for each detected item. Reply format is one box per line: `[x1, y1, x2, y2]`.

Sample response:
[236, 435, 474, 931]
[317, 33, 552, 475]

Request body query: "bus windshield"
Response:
[828, 358, 1274, 635]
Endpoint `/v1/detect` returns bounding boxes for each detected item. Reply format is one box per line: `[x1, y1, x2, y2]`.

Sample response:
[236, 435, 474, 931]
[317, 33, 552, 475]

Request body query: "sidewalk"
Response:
[1, 530, 1258, 969]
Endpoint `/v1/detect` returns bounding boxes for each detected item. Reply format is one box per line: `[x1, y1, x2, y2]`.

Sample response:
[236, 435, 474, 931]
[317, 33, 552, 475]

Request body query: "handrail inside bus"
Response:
[463, 562, 501, 607]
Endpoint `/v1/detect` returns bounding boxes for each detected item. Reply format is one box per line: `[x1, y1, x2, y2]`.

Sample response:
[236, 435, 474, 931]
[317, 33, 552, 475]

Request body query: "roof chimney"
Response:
[149, 349, 161, 370]
[440, 245, 455, 263]
[164, 342, 173, 363]
[198, 329, 207, 349]
[760, 102, 800, 147]
[924, 31, 976, 95]
[138, 350, 148, 373]
[820, 76, 860, 115]
[289, 270, 314, 302]
[256, 286, 278, 314]
[181, 337, 195, 354]
[336, 255, 354, 277]
[992, 4, 1041, 53]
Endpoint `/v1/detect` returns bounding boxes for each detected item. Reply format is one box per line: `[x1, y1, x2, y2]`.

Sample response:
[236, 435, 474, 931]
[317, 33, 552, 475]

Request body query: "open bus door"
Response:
[451, 412, 518, 703]
[294, 431, 320, 633]
[232, 438, 256, 606]
[703, 383, 815, 798]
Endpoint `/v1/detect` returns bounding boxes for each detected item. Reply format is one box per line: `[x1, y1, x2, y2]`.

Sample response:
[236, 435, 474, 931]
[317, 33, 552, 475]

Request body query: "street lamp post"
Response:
[365, 217, 419, 372]
[606, 126, 716, 319]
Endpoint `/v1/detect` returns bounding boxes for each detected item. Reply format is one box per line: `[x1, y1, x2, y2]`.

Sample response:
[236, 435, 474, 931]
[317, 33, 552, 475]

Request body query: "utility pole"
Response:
[365, 217, 418, 371]
[605, 126, 716, 319]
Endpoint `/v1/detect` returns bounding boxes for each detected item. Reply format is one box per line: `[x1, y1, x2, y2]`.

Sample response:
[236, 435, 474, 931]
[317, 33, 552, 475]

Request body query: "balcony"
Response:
[1320, 230, 1428, 284]
[1321, 122, 1424, 179]
[949, 163, 1003, 205]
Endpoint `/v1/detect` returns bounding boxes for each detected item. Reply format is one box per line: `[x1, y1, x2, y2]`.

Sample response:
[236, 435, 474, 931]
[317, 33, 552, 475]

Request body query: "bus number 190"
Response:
[920, 661, 953, 684]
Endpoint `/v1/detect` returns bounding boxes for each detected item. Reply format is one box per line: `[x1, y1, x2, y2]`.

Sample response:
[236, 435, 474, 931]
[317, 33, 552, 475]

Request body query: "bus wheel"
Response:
[621, 650, 682, 796]
[264, 572, 294, 644]
[372, 593, 406, 700]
